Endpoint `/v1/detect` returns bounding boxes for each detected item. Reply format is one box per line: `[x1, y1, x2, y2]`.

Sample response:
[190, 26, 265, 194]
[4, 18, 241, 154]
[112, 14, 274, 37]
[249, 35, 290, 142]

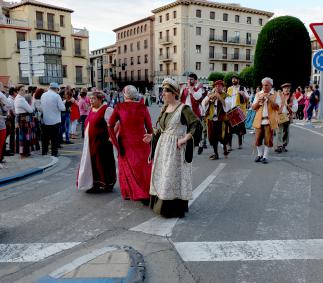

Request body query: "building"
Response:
[152, 0, 273, 91]
[113, 16, 155, 91]
[311, 36, 321, 85]
[90, 44, 117, 90]
[0, 0, 89, 87]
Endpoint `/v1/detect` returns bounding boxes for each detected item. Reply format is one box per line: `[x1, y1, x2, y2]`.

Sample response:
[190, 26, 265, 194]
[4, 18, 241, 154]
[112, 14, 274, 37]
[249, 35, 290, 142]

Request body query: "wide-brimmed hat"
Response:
[231, 74, 239, 79]
[281, 83, 291, 88]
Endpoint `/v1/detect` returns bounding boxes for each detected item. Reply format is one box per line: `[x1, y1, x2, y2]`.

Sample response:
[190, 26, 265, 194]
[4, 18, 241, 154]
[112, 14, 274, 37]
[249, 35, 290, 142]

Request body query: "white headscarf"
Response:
[123, 85, 139, 100]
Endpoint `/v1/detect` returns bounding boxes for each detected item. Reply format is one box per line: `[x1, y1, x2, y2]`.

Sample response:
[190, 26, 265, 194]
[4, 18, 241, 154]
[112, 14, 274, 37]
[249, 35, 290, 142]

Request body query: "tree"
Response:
[239, 66, 255, 88]
[223, 72, 237, 87]
[208, 72, 225, 82]
[254, 16, 312, 90]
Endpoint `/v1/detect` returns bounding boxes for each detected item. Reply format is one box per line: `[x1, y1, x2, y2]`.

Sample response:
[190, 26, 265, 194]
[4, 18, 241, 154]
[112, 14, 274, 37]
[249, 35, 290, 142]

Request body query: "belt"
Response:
[262, 116, 269, 120]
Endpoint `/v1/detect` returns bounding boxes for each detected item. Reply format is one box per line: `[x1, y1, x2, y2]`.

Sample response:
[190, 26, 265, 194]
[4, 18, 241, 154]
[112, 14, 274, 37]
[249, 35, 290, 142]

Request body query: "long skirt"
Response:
[16, 113, 33, 156]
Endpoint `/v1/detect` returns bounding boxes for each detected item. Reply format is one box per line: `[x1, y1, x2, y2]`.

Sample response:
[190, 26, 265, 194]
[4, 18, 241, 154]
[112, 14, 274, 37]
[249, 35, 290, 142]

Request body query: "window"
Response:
[60, 37, 65, 49]
[127, 30, 129, 37]
[196, 9, 201, 18]
[130, 29, 132, 36]
[141, 26, 143, 33]
[137, 70, 141, 80]
[166, 30, 170, 41]
[173, 10, 177, 18]
[246, 49, 251, 60]
[144, 54, 148, 64]
[166, 13, 169, 21]
[173, 62, 177, 71]
[196, 45, 201, 54]
[159, 31, 162, 39]
[131, 71, 134, 81]
[235, 15, 239, 23]
[130, 57, 134, 65]
[144, 40, 148, 49]
[137, 56, 141, 64]
[118, 46, 121, 54]
[210, 11, 215, 19]
[173, 27, 177, 36]
[159, 48, 163, 56]
[59, 15, 64, 27]
[234, 48, 239, 59]
[173, 45, 177, 54]
[124, 71, 128, 81]
[209, 28, 215, 40]
[118, 59, 122, 67]
[144, 24, 147, 32]
[209, 46, 214, 58]
[159, 15, 162, 23]
[196, 62, 201, 70]
[196, 27, 201, 36]
[160, 64, 163, 72]
[234, 31, 240, 43]
[130, 43, 133, 52]
[36, 11, 43, 28]
[145, 69, 148, 80]
[246, 32, 252, 44]
[16, 32, 26, 50]
[223, 13, 228, 21]
[234, 64, 239, 72]
[222, 30, 228, 42]
[74, 39, 81, 56]
[222, 63, 227, 71]
[222, 47, 227, 59]
[47, 13, 55, 31]
[137, 41, 140, 50]
[259, 18, 263, 26]
[166, 63, 170, 75]
[75, 66, 83, 84]
[62, 65, 67, 78]
[209, 63, 214, 71]
[124, 44, 127, 53]
[133, 28, 136, 35]
[247, 17, 252, 24]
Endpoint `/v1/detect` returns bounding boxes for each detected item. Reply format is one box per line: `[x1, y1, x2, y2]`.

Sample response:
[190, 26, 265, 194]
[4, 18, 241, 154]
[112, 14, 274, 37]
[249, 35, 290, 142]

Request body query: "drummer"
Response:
[225, 74, 249, 150]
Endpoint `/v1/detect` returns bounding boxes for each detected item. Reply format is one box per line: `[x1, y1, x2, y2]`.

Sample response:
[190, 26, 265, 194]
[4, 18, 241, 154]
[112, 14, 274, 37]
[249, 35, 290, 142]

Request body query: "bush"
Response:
[254, 16, 311, 90]
[223, 72, 237, 87]
[208, 72, 225, 83]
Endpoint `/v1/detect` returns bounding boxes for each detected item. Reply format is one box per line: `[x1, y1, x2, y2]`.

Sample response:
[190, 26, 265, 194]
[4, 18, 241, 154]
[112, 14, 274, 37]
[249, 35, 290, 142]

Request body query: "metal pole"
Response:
[319, 71, 323, 120]
[27, 41, 32, 86]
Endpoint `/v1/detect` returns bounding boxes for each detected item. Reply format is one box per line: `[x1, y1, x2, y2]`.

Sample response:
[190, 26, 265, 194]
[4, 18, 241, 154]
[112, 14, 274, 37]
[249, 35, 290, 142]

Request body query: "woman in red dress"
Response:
[108, 85, 153, 203]
[77, 91, 116, 193]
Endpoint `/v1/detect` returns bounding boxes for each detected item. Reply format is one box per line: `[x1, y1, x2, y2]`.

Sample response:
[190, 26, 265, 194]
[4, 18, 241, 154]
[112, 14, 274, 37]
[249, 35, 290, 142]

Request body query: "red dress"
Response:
[109, 102, 153, 201]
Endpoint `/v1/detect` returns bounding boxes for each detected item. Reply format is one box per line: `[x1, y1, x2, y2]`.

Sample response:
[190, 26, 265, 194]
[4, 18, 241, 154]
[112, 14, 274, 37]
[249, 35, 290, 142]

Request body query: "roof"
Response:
[152, 0, 274, 17]
[113, 16, 155, 32]
[91, 44, 116, 54]
[9, 0, 74, 13]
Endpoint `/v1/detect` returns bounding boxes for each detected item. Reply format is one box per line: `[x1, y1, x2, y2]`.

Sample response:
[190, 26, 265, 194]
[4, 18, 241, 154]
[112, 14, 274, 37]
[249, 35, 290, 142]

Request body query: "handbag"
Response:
[278, 113, 289, 124]
[244, 109, 256, 129]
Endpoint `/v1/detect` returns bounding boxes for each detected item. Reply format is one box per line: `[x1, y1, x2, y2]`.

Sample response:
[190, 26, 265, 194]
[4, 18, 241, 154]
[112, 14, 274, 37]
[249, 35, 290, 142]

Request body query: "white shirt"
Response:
[281, 95, 298, 114]
[225, 85, 250, 110]
[41, 89, 66, 125]
[185, 84, 203, 108]
[14, 94, 34, 114]
[252, 91, 281, 125]
[7, 95, 15, 114]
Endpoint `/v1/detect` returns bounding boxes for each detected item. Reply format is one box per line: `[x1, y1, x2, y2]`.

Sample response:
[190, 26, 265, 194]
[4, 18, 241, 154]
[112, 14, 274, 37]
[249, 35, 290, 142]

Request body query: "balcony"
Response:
[44, 47, 62, 55]
[158, 37, 172, 45]
[75, 77, 87, 85]
[0, 15, 28, 28]
[209, 36, 257, 46]
[39, 76, 63, 85]
[159, 54, 172, 62]
[34, 21, 60, 32]
[209, 36, 224, 42]
[18, 76, 29, 85]
[74, 49, 87, 58]
[72, 27, 89, 37]
[209, 53, 253, 62]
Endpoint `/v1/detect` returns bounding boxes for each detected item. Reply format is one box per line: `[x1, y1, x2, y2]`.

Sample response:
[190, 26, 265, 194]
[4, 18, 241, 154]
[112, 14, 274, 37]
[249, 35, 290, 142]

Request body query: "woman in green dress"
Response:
[143, 78, 199, 218]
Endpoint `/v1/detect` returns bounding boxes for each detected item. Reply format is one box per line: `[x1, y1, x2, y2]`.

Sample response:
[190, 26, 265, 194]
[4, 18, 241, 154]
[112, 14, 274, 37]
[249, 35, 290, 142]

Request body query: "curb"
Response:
[0, 156, 58, 186]
[37, 245, 145, 283]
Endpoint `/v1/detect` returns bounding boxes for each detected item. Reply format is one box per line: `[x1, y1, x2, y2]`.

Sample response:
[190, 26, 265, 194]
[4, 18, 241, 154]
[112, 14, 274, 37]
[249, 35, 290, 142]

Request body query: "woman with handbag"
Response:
[108, 85, 153, 204]
[143, 78, 199, 218]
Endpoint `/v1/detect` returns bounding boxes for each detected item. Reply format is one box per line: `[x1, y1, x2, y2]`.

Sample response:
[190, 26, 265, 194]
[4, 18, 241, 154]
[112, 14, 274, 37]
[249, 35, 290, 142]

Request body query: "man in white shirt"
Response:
[40, 82, 65, 157]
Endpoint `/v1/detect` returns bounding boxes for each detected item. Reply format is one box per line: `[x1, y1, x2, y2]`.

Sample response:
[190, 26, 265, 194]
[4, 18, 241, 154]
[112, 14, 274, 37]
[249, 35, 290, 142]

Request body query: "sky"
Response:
[12, 0, 323, 51]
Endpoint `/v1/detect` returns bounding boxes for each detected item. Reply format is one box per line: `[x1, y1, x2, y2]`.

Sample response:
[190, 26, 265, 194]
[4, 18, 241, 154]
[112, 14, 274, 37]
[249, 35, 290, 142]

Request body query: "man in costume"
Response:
[202, 80, 230, 160]
[226, 74, 249, 150]
[252, 77, 281, 164]
[275, 83, 298, 153]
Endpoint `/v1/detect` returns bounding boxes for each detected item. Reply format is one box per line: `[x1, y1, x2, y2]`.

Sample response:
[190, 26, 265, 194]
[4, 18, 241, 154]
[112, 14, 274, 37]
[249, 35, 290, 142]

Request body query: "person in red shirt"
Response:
[294, 87, 305, 120]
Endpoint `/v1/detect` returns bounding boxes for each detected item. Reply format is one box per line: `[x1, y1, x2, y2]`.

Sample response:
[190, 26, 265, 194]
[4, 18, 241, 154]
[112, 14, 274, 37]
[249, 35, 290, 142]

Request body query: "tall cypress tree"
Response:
[254, 16, 312, 90]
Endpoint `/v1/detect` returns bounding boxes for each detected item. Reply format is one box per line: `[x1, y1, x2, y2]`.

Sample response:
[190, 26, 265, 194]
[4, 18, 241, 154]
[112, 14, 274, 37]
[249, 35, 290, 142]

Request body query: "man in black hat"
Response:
[225, 74, 249, 150]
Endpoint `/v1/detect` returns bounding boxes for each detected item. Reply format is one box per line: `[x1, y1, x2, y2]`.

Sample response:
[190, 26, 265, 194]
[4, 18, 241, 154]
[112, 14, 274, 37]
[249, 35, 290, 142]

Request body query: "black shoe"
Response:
[282, 147, 288, 152]
[262, 158, 268, 164]
[57, 145, 63, 149]
[197, 146, 203, 155]
[209, 153, 219, 160]
[255, 156, 263, 162]
[85, 187, 102, 194]
[65, 141, 74, 144]
[275, 147, 282, 153]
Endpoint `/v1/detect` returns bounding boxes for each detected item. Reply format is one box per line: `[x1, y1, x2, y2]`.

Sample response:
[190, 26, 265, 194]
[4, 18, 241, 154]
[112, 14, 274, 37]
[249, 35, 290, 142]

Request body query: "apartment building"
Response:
[311, 37, 321, 85]
[0, 0, 89, 87]
[152, 0, 273, 89]
[90, 44, 117, 90]
[113, 16, 154, 91]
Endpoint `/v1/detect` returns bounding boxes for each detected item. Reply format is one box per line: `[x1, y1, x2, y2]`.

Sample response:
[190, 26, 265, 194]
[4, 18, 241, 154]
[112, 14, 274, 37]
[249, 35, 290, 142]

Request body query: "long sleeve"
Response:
[291, 98, 298, 113]
[57, 96, 66, 112]
[181, 105, 199, 135]
[107, 106, 120, 152]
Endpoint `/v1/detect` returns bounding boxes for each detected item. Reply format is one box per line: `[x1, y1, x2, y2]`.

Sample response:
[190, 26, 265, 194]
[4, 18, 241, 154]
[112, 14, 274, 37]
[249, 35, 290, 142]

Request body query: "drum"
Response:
[227, 106, 246, 127]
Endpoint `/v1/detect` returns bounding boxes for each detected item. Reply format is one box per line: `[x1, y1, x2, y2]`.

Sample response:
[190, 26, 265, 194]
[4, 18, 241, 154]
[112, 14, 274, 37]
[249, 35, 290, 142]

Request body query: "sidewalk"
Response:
[0, 152, 58, 186]
[37, 245, 145, 283]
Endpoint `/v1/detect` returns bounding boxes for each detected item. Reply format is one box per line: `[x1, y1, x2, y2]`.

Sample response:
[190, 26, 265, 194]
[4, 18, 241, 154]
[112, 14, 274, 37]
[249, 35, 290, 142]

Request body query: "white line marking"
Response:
[174, 239, 323, 262]
[130, 163, 226, 237]
[292, 124, 323, 137]
[0, 243, 81, 263]
[49, 246, 117, 278]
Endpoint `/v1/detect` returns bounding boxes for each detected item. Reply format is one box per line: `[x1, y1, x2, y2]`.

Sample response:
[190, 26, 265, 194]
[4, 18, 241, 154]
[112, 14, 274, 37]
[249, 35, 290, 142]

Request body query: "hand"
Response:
[70, 98, 75, 103]
[143, 133, 152, 143]
[177, 137, 187, 149]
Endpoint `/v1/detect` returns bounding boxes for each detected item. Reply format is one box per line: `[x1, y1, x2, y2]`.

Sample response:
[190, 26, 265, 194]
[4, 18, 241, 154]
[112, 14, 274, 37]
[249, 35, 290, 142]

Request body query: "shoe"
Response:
[238, 145, 242, 150]
[223, 150, 230, 156]
[227, 146, 232, 152]
[197, 146, 203, 155]
[282, 147, 288, 152]
[262, 158, 268, 164]
[254, 156, 263, 162]
[275, 147, 282, 153]
[0, 159, 6, 164]
[65, 141, 74, 144]
[57, 145, 63, 149]
[85, 187, 102, 194]
[209, 153, 219, 160]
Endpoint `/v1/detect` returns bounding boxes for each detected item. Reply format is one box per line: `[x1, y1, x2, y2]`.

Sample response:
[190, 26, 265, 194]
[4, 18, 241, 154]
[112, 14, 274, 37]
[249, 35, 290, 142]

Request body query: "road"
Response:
[1, 104, 323, 283]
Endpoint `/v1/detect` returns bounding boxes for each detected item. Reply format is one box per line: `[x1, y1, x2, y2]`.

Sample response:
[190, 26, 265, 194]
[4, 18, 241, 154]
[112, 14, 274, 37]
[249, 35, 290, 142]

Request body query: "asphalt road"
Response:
[1, 104, 323, 283]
